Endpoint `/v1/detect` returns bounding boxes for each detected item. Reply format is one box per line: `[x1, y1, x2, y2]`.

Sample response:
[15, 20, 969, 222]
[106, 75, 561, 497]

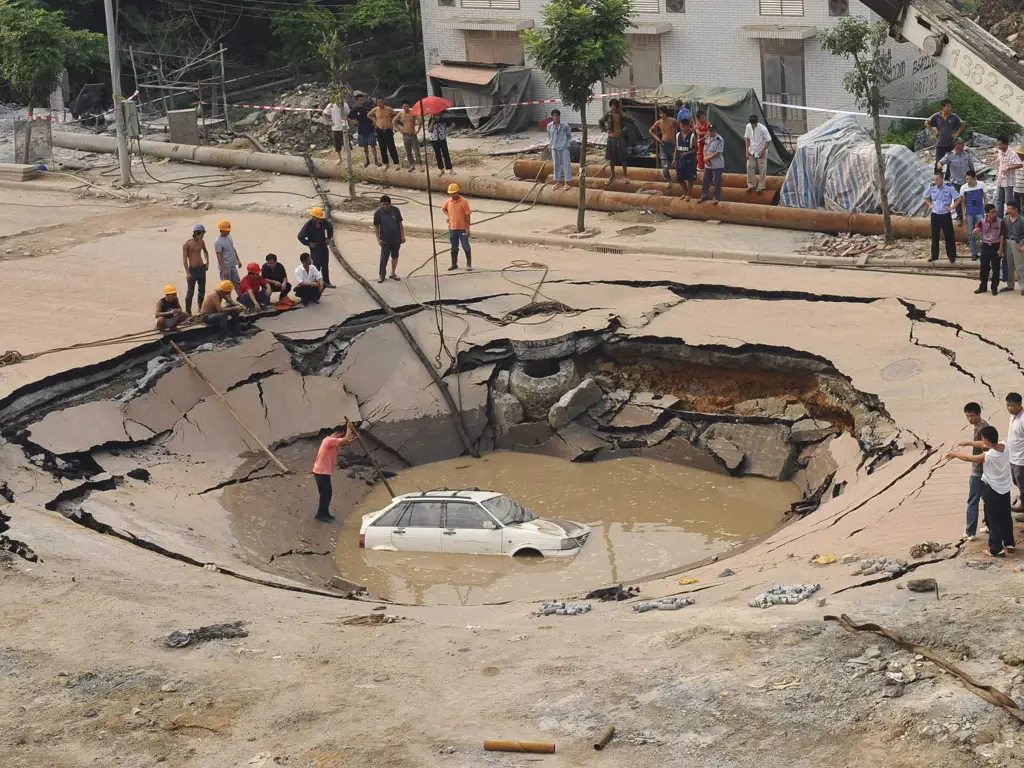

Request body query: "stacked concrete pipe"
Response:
[50, 132, 961, 241]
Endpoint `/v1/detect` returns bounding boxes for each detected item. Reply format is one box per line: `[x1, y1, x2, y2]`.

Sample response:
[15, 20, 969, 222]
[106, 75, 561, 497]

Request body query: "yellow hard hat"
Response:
[311, 206, 325, 219]
[218, 280, 234, 292]
[163, 284, 177, 295]
[217, 220, 231, 232]
[447, 183, 460, 194]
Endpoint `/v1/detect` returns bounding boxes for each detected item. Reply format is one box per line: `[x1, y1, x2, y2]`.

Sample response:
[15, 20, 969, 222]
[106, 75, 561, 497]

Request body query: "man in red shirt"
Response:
[313, 419, 359, 522]
[239, 262, 284, 311]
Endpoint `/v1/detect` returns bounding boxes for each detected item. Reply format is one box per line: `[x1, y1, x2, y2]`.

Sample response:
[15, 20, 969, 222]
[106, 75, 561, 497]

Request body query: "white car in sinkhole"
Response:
[358, 489, 591, 557]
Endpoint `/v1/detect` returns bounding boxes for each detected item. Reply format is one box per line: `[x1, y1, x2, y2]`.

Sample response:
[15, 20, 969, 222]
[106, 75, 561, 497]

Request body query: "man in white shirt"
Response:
[743, 115, 772, 193]
[294, 252, 324, 305]
[949, 423, 1016, 556]
[322, 99, 350, 165]
[1004, 392, 1024, 507]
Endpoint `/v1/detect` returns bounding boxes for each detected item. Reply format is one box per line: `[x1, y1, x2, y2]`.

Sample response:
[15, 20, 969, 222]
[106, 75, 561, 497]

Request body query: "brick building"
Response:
[419, 0, 947, 133]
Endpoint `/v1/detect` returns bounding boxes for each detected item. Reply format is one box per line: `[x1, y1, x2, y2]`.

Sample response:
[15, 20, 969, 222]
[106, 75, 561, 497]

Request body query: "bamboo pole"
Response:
[169, 340, 290, 474]
[351, 424, 396, 498]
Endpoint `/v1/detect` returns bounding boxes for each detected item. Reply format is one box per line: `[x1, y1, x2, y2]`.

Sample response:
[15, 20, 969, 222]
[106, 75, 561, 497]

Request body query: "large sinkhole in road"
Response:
[334, 452, 798, 605]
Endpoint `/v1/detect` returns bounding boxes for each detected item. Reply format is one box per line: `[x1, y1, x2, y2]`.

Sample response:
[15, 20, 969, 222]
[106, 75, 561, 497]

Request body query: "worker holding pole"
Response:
[312, 418, 359, 523]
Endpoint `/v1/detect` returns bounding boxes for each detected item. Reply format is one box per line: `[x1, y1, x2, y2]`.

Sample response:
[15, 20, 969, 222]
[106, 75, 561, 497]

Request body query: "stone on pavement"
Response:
[490, 392, 524, 436]
[548, 378, 603, 429]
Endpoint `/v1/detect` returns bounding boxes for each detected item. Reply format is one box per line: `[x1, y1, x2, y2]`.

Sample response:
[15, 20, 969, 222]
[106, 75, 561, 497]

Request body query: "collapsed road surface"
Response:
[1, 186, 1024, 768]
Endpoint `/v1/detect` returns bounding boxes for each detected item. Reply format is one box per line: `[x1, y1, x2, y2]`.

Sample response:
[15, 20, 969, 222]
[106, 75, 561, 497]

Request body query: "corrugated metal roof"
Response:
[427, 64, 500, 85]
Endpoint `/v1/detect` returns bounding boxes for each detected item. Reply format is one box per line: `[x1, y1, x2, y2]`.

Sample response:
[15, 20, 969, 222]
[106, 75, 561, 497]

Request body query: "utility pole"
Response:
[103, 0, 132, 186]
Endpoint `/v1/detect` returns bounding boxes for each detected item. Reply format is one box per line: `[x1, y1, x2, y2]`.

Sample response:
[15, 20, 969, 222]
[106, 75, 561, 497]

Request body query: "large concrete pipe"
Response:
[520, 161, 785, 190]
[50, 132, 960, 240]
[513, 160, 777, 205]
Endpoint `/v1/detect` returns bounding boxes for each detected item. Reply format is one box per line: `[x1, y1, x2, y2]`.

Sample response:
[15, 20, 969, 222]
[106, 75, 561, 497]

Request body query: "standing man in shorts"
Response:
[373, 195, 405, 283]
[599, 99, 629, 185]
[347, 92, 379, 168]
[182, 223, 209, 315]
[393, 102, 422, 172]
[322, 96, 349, 165]
[368, 96, 400, 169]
[214, 220, 242, 291]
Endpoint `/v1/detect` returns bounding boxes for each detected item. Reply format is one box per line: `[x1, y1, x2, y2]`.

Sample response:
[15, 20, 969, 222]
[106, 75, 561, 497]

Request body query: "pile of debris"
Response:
[249, 83, 332, 154]
[800, 232, 933, 261]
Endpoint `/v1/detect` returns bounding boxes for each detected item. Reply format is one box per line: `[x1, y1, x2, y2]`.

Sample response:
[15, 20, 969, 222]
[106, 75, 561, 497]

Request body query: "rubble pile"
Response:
[801, 232, 934, 261]
[748, 583, 820, 608]
[249, 83, 332, 154]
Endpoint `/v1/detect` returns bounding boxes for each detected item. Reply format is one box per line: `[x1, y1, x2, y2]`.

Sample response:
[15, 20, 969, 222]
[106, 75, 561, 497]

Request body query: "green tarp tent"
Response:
[620, 85, 792, 176]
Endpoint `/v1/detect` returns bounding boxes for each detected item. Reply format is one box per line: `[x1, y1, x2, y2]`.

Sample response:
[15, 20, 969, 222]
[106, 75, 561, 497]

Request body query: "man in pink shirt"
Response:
[313, 418, 358, 522]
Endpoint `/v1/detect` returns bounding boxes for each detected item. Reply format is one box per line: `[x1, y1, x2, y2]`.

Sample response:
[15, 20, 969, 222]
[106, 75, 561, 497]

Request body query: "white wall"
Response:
[419, 0, 947, 130]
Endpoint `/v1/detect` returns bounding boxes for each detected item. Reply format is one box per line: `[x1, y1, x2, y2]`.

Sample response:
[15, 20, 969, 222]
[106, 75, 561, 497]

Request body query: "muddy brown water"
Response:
[333, 452, 798, 605]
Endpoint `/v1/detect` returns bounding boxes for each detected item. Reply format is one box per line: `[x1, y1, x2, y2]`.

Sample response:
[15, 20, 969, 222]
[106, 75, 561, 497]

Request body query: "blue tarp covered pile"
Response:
[780, 115, 932, 217]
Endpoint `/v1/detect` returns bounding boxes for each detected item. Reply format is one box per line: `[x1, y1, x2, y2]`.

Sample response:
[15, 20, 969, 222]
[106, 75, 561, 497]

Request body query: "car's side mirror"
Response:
[482, 520, 496, 530]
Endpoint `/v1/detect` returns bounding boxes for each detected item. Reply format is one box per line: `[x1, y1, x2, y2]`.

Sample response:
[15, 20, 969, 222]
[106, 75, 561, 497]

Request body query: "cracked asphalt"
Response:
[1, 180, 1023, 767]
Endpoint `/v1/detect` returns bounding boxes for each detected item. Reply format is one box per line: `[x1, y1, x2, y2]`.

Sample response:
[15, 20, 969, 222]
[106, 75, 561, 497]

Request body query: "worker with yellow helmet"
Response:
[155, 285, 188, 334]
[297, 207, 335, 288]
[199, 279, 245, 336]
[214, 219, 243, 292]
[442, 182, 472, 271]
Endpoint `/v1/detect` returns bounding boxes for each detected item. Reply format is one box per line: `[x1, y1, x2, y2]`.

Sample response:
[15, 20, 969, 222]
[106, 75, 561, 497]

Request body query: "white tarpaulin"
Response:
[780, 115, 931, 217]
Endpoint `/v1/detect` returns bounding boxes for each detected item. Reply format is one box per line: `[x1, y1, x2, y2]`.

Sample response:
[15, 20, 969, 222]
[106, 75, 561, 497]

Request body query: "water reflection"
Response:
[334, 452, 798, 605]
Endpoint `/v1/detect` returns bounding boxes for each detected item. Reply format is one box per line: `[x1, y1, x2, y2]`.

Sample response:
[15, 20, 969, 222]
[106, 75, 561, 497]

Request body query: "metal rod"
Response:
[593, 725, 616, 751]
[168, 341, 290, 474]
[351, 425, 397, 498]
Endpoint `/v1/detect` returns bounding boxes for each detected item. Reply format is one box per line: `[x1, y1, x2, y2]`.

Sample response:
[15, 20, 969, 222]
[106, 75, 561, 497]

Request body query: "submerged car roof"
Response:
[392, 489, 504, 503]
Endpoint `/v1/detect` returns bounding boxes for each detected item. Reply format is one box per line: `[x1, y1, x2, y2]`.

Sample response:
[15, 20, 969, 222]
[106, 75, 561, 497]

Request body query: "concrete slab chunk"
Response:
[706, 436, 745, 471]
[791, 418, 838, 444]
[548, 379, 603, 429]
[704, 422, 795, 480]
[27, 400, 153, 454]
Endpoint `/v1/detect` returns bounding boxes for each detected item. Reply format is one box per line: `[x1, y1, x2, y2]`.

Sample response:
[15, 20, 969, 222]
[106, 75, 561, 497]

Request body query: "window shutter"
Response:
[461, 0, 521, 9]
[759, 0, 804, 15]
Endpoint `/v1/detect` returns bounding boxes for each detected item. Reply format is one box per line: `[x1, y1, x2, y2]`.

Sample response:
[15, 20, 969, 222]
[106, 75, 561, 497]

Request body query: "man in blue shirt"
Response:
[674, 99, 692, 124]
[959, 170, 986, 260]
[924, 170, 960, 263]
[547, 109, 573, 191]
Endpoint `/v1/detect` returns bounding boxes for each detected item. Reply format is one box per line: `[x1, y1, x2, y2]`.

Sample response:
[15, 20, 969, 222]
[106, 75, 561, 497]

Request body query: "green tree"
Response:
[522, 0, 633, 232]
[819, 17, 895, 244]
[271, 1, 341, 69]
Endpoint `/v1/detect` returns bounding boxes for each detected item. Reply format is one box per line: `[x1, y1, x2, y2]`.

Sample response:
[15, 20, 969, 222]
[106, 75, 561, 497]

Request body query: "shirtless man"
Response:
[156, 285, 188, 333]
[182, 224, 209, 314]
[200, 280, 245, 336]
[393, 101, 422, 172]
[368, 96, 400, 168]
[649, 106, 678, 183]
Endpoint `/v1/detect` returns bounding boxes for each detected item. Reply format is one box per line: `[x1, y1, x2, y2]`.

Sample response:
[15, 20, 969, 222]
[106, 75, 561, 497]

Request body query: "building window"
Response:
[829, 0, 849, 15]
[439, 0, 455, 6]
[759, 0, 804, 16]
[665, 0, 685, 11]
[761, 39, 806, 134]
[633, 0, 659, 13]
[461, 0, 521, 9]
[464, 31, 525, 65]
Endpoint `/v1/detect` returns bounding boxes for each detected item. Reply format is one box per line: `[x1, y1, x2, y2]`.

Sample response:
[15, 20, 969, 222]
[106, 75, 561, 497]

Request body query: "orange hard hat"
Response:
[217, 220, 231, 232]
[218, 280, 234, 292]
[311, 207, 325, 219]
[246, 262, 260, 274]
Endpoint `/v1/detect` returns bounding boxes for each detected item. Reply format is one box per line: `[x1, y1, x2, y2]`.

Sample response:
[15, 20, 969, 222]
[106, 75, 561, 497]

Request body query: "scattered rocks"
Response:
[490, 392, 524, 436]
[633, 596, 695, 612]
[493, 370, 510, 394]
[909, 541, 951, 559]
[852, 557, 908, 576]
[165, 620, 248, 648]
[999, 651, 1024, 667]
[748, 583, 820, 608]
[343, 614, 399, 626]
[907, 578, 938, 594]
[548, 378, 603, 429]
[718, 568, 735, 578]
[249, 83, 332, 154]
[537, 600, 591, 616]
[125, 468, 151, 482]
[733, 397, 790, 418]
[82, 708, 100, 718]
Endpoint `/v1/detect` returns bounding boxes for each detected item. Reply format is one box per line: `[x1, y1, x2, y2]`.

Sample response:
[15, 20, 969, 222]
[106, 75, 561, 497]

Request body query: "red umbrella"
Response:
[410, 96, 451, 116]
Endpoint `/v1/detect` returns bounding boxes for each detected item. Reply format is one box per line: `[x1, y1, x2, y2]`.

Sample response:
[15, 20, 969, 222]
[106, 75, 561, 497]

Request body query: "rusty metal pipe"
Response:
[51, 132, 961, 240]
[515, 160, 785, 190]
[484, 740, 556, 754]
[594, 725, 616, 751]
[515, 164, 778, 205]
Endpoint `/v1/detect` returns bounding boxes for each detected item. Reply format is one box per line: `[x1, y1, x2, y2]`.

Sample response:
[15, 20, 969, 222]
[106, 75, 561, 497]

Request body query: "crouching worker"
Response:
[948, 424, 1016, 557]
[262, 253, 291, 301]
[312, 418, 359, 522]
[294, 252, 324, 305]
[156, 285, 189, 333]
[200, 280, 245, 335]
[239, 262, 283, 312]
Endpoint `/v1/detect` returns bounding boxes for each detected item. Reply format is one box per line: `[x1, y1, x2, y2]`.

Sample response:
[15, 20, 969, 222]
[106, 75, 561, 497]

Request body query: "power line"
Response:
[155, 0, 361, 14]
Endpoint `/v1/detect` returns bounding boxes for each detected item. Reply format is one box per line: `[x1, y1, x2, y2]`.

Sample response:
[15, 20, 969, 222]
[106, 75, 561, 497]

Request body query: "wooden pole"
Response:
[169, 340, 290, 474]
[352, 425, 397, 498]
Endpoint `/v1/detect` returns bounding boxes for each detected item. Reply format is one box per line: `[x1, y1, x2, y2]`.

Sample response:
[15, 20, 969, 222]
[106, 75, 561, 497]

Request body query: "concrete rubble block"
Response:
[548, 379, 603, 430]
[792, 436, 839, 497]
[490, 392, 524, 436]
[706, 436, 745, 472]
[790, 418, 838, 444]
[508, 358, 579, 420]
[733, 397, 790, 418]
[703, 423, 795, 480]
[783, 402, 809, 420]
[609, 393, 680, 430]
[645, 418, 684, 447]
[493, 370, 510, 395]
[556, 424, 608, 459]
[494, 422, 555, 451]
[26, 400, 155, 455]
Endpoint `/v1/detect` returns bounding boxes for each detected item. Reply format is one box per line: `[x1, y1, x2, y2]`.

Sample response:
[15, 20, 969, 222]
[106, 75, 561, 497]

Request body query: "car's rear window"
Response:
[482, 495, 536, 525]
[372, 502, 409, 527]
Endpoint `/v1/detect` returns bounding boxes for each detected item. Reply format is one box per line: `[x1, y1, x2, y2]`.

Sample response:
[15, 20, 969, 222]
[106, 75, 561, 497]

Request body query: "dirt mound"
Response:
[249, 83, 332, 155]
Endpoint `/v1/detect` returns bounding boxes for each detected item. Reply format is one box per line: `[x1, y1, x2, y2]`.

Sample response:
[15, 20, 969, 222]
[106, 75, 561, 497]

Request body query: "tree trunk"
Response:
[872, 110, 894, 244]
[22, 105, 33, 165]
[577, 102, 587, 234]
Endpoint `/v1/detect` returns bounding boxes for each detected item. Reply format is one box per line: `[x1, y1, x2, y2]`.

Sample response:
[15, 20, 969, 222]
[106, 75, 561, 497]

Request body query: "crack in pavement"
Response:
[907, 322, 996, 397]
[195, 461, 286, 495]
[268, 548, 332, 563]
[831, 550, 961, 595]
[554, 280, 882, 305]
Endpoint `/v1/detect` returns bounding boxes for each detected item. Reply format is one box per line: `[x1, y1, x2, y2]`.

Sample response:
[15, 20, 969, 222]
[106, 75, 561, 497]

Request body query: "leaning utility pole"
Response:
[103, 0, 132, 186]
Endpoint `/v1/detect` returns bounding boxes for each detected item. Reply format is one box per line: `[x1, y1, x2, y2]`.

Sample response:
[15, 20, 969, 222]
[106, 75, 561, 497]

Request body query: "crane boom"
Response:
[861, 0, 1024, 126]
